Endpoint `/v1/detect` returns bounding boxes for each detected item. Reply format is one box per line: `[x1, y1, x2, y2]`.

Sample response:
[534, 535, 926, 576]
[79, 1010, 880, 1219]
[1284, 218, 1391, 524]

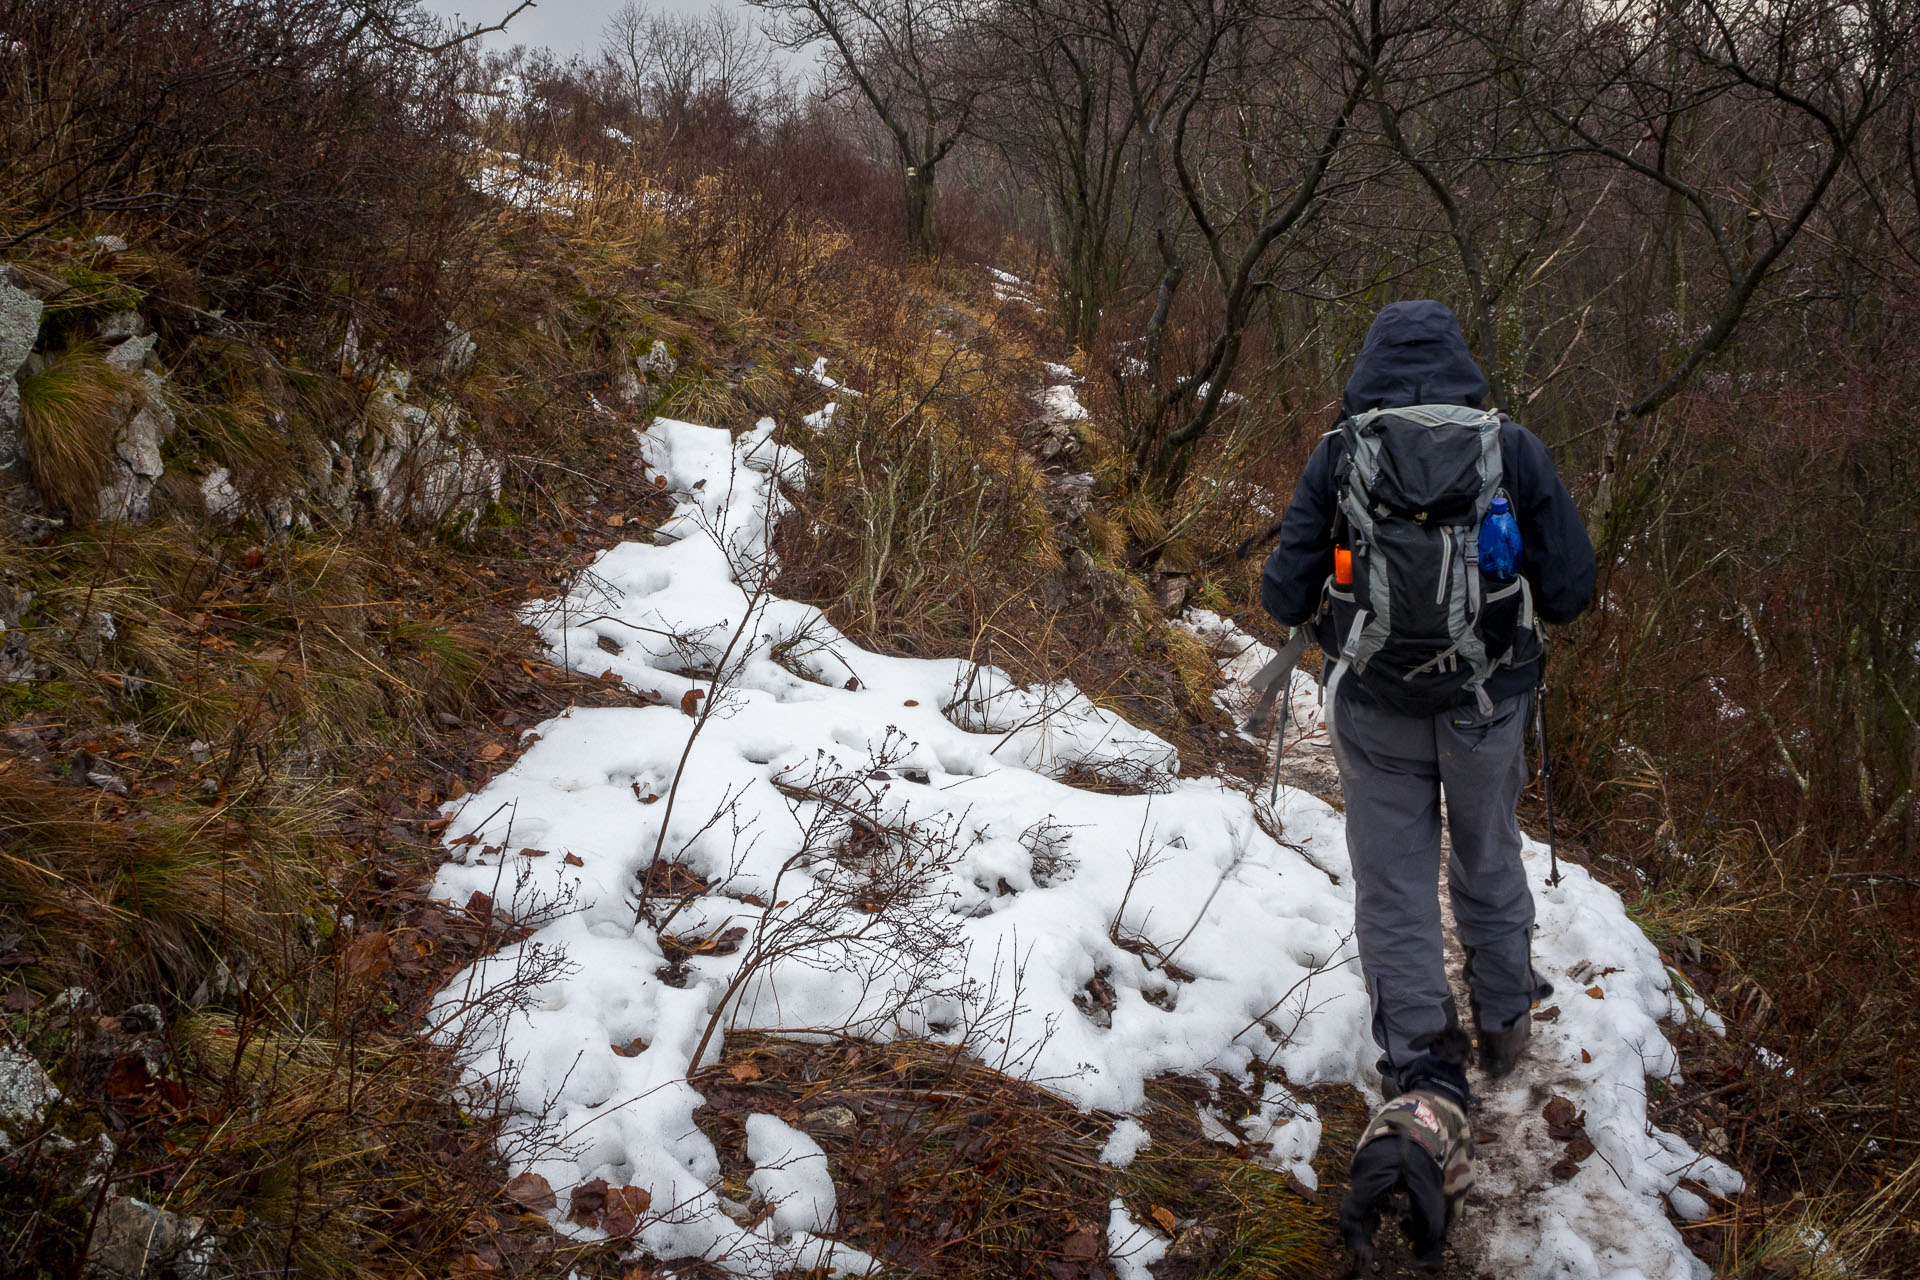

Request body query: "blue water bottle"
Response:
[1480, 495, 1521, 580]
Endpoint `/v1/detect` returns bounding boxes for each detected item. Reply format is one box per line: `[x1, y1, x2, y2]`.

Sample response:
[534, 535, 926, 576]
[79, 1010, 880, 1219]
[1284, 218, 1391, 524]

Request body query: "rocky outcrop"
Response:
[0, 1045, 61, 1155]
[0, 273, 44, 475]
[84, 1196, 221, 1280]
[354, 369, 501, 533]
[612, 338, 677, 405]
[95, 313, 177, 525]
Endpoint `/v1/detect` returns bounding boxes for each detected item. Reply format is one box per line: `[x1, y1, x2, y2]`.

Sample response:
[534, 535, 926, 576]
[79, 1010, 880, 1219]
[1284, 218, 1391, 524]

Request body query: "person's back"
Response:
[1258, 300, 1595, 1267]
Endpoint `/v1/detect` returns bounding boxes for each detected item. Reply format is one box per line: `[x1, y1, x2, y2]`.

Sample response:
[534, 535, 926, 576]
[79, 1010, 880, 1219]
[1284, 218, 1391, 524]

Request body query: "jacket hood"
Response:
[1341, 300, 1490, 416]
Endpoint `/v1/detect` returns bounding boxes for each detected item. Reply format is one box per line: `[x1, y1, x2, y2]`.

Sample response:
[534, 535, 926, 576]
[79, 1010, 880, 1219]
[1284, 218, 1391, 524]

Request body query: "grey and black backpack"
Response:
[1318, 404, 1542, 716]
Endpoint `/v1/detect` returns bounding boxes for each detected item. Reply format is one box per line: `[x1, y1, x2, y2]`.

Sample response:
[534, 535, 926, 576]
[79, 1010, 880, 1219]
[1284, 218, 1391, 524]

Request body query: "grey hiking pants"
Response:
[1329, 687, 1549, 1076]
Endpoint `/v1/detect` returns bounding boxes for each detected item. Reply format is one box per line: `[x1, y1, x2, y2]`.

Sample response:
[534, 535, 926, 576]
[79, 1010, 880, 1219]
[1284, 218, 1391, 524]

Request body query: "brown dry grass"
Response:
[693, 1033, 1336, 1280]
[15, 343, 131, 521]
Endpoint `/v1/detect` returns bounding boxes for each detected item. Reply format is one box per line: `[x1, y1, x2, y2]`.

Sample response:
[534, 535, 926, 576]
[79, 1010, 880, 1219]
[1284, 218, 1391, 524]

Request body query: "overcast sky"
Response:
[419, 0, 761, 60]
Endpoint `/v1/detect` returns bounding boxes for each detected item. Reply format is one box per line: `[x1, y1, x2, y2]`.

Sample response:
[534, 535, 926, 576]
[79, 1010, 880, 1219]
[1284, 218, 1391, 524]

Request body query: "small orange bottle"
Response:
[1334, 546, 1353, 586]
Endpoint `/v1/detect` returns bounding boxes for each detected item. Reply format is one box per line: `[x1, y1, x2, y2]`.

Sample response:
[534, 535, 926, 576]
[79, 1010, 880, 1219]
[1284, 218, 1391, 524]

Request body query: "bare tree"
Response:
[986, 0, 1144, 344]
[753, 0, 993, 253]
[1065, 0, 1365, 506]
[602, 2, 783, 122]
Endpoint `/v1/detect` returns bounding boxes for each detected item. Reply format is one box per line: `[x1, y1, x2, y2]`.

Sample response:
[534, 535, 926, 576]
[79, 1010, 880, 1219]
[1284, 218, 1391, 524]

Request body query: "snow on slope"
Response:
[430, 414, 1740, 1278]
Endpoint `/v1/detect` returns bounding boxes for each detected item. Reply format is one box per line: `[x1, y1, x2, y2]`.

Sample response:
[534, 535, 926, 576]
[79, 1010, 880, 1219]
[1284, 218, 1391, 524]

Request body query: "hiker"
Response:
[1260, 300, 1592, 1265]
[1262, 299, 1593, 1089]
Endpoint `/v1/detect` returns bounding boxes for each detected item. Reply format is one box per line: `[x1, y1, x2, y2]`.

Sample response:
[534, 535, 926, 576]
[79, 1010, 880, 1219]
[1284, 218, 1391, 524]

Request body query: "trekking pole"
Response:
[1533, 645, 1562, 888]
[1268, 690, 1290, 806]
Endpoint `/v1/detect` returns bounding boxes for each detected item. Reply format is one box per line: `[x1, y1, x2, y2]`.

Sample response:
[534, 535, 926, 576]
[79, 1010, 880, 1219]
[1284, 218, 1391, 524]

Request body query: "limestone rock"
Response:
[0, 1046, 61, 1150]
[101, 331, 156, 374]
[440, 320, 477, 376]
[96, 373, 176, 524]
[0, 277, 44, 470]
[200, 468, 242, 520]
[635, 338, 677, 380]
[1047, 471, 1097, 520]
[359, 371, 501, 532]
[1, 577, 37, 682]
[84, 1196, 219, 1280]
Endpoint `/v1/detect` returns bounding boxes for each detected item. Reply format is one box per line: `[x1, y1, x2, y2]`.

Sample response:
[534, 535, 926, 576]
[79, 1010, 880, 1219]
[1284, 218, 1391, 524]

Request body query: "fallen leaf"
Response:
[476, 742, 504, 762]
[1150, 1205, 1178, 1234]
[454, 1252, 498, 1273]
[1566, 1136, 1595, 1163]
[1543, 1095, 1587, 1142]
[343, 931, 392, 982]
[652, 475, 667, 489]
[1584, 985, 1605, 999]
[4, 986, 41, 1012]
[1534, 1004, 1560, 1022]
[1549, 1154, 1582, 1181]
[601, 668, 619, 681]
[727, 1062, 762, 1081]
[1580, 1048, 1592, 1063]
[903, 699, 919, 707]
[611, 1037, 649, 1058]
[843, 677, 861, 691]
[568, 1177, 610, 1226]
[1060, 1228, 1100, 1262]
[606, 514, 625, 527]
[680, 688, 705, 716]
[520, 847, 550, 858]
[602, 1185, 651, 1236]
[563, 853, 585, 867]
[465, 891, 493, 922]
[504, 1171, 557, 1212]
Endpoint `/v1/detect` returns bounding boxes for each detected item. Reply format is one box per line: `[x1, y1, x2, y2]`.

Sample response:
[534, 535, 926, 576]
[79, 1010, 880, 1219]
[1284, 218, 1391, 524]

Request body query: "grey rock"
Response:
[96, 311, 148, 343]
[1047, 472, 1097, 520]
[0, 1046, 62, 1138]
[359, 370, 501, 533]
[635, 339, 677, 380]
[440, 320, 477, 376]
[0, 279, 44, 469]
[84, 1195, 220, 1280]
[800, 1105, 856, 1137]
[101, 331, 157, 374]
[97, 374, 176, 524]
[199, 468, 242, 520]
[117, 1004, 164, 1036]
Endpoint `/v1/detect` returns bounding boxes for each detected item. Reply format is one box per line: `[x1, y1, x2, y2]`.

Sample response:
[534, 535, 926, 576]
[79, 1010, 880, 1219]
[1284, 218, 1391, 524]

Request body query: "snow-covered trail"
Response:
[428, 410, 1740, 1278]
[1186, 618, 1746, 1277]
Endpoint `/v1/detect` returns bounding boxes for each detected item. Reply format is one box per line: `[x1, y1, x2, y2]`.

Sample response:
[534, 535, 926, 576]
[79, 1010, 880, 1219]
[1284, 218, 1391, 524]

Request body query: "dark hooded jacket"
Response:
[1260, 301, 1595, 707]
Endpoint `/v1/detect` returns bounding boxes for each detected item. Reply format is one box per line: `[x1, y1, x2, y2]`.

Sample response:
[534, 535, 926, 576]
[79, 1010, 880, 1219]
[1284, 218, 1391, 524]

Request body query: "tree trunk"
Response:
[905, 162, 936, 255]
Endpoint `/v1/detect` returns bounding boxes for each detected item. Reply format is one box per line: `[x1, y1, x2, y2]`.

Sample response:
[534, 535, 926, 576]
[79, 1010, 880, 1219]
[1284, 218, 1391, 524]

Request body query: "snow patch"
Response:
[431, 411, 1746, 1279]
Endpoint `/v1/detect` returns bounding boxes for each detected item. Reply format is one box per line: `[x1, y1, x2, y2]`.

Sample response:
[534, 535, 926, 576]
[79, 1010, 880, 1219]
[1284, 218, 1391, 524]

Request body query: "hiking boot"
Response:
[1477, 1012, 1531, 1076]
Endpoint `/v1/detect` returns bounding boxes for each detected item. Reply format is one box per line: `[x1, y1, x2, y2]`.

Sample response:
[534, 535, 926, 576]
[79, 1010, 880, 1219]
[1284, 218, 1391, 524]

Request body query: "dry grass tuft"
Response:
[16, 344, 131, 520]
